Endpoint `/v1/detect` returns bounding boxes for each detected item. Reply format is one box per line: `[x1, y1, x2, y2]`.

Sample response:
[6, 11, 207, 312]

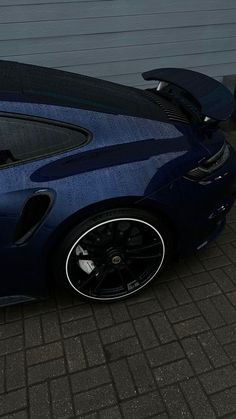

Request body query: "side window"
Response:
[0, 116, 89, 166]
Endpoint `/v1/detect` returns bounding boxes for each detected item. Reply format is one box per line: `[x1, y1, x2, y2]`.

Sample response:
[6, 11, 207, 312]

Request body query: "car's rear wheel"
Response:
[54, 208, 172, 302]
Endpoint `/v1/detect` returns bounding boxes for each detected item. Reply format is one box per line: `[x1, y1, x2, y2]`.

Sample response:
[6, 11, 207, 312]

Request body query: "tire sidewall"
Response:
[53, 208, 172, 302]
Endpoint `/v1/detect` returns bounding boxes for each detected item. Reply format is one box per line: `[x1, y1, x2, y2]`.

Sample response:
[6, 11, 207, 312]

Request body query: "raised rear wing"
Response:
[142, 68, 236, 121]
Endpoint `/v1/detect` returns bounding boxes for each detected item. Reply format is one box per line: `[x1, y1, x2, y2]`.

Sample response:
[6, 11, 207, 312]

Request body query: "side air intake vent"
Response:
[14, 193, 52, 244]
[144, 90, 190, 123]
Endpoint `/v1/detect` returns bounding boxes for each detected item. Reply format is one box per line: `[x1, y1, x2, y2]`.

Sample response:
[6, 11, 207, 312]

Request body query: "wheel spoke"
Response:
[126, 242, 162, 253]
[126, 253, 162, 260]
[129, 231, 142, 239]
[107, 222, 115, 242]
[82, 231, 103, 247]
[67, 215, 166, 300]
[77, 267, 101, 290]
[113, 221, 122, 244]
[80, 240, 101, 250]
[116, 268, 129, 292]
[122, 258, 140, 284]
[93, 267, 108, 293]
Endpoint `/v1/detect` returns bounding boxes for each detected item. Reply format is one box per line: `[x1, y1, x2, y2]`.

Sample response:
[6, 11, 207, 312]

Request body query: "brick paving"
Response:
[1, 137, 236, 418]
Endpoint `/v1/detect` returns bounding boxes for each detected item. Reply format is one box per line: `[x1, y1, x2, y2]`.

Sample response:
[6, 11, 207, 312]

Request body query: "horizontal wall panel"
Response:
[2, 25, 236, 57]
[56, 50, 236, 78]
[1, 0, 236, 23]
[2, 37, 236, 69]
[1, 10, 236, 41]
[99, 63, 236, 86]
[3, 0, 236, 11]
[0, 1, 235, 88]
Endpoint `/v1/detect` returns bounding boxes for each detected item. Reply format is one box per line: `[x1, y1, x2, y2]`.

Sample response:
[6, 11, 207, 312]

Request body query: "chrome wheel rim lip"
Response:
[65, 217, 165, 301]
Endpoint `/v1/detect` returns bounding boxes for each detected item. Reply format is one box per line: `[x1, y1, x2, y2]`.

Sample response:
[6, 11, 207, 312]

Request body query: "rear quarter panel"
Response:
[0, 102, 198, 297]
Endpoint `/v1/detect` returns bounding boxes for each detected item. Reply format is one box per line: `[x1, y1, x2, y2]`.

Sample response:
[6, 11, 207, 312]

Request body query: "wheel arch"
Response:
[46, 195, 178, 263]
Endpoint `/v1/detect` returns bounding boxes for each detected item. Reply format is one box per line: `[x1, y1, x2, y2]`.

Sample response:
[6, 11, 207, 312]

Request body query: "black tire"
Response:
[53, 208, 172, 302]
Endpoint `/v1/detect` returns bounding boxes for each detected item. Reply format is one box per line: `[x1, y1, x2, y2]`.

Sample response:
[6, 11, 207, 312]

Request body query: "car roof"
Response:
[0, 60, 168, 122]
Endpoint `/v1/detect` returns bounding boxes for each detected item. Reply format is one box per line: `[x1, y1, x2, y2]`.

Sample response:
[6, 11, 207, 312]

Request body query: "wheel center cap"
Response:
[112, 255, 122, 265]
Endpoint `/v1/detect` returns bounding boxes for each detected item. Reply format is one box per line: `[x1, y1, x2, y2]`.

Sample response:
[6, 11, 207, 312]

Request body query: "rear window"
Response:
[0, 115, 89, 166]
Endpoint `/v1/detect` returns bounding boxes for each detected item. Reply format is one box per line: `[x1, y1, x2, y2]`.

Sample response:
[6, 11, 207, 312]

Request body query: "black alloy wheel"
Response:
[54, 208, 172, 302]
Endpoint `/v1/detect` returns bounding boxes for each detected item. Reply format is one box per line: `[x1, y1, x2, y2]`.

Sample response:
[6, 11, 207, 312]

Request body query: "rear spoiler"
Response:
[142, 68, 236, 121]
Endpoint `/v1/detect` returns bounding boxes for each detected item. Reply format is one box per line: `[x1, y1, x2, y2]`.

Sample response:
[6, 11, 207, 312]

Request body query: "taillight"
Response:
[185, 143, 230, 180]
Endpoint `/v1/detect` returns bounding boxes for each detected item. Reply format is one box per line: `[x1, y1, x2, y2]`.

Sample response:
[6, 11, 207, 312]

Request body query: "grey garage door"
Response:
[0, 0, 236, 88]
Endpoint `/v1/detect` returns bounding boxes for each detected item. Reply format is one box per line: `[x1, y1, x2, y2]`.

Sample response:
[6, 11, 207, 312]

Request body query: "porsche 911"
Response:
[0, 60, 236, 304]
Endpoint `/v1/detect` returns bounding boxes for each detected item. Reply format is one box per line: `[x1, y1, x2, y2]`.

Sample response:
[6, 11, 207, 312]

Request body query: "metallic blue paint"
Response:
[0, 66, 236, 305]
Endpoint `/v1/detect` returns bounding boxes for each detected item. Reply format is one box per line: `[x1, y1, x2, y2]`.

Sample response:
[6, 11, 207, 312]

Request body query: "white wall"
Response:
[1, 0, 236, 88]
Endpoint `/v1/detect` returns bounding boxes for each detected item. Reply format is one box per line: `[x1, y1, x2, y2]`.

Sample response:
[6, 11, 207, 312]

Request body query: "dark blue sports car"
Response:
[0, 60, 236, 305]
